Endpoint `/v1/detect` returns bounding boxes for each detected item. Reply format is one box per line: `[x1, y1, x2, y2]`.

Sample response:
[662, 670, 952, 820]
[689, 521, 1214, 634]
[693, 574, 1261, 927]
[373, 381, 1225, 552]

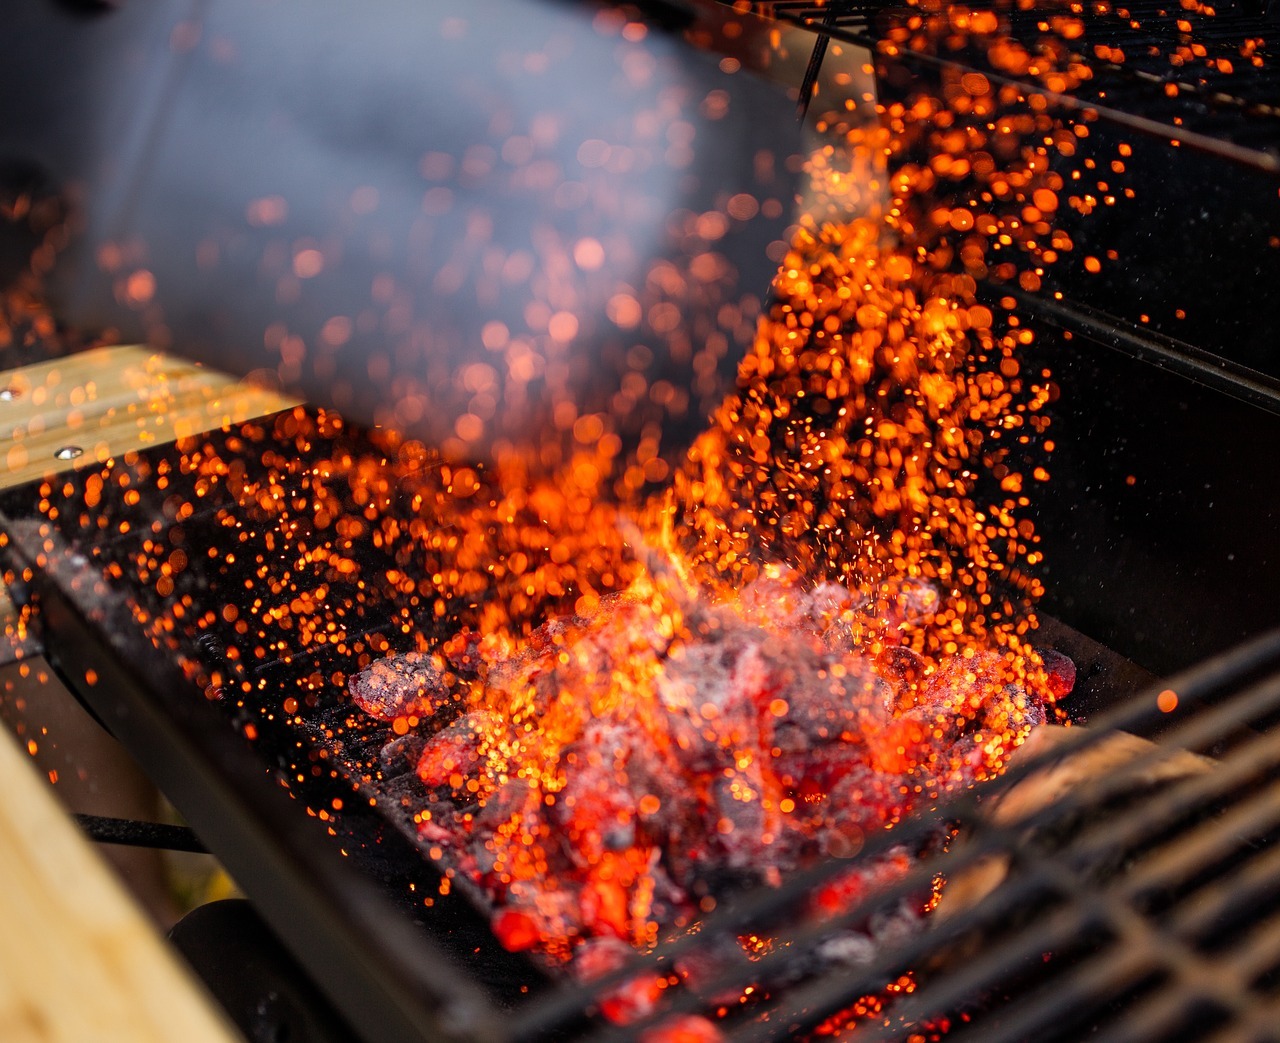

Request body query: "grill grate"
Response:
[549, 630, 1280, 1042]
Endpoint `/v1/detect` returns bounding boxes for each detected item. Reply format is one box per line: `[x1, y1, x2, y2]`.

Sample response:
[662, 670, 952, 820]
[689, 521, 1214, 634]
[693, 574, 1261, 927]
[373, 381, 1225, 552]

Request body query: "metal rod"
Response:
[1009, 289, 1280, 418]
[73, 813, 209, 853]
[795, 4, 837, 121]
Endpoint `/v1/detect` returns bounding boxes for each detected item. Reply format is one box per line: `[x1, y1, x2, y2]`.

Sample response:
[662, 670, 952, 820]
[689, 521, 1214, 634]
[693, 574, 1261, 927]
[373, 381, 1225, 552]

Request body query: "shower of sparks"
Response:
[2, 0, 1260, 1035]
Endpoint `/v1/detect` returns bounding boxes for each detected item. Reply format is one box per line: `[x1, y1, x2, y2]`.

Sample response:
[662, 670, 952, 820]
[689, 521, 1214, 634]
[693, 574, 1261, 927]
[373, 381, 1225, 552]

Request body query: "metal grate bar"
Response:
[709, 645, 1280, 1040]
[937, 796, 1280, 1041]
[1172, 837, 1280, 944]
[1114, 774, 1280, 906]
[1054, 720, 1280, 894]
[1223, 909, 1280, 988]
[1203, 993, 1280, 1043]
[519, 633, 1280, 1038]
[740, 897, 1115, 1042]
[851, 692, 1280, 1040]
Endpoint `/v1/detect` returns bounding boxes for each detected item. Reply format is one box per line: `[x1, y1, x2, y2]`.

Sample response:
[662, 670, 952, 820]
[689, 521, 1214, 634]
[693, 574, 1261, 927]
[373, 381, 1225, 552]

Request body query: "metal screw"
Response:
[54, 445, 84, 460]
[0, 387, 20, 400]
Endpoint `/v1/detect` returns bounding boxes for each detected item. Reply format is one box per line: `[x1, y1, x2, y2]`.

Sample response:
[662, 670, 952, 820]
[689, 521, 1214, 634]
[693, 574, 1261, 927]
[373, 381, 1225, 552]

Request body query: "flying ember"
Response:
[336, 61, 1084, 1022]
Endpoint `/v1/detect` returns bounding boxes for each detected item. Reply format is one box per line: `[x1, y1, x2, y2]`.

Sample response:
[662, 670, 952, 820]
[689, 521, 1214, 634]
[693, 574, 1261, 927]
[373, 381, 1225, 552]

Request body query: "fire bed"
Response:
[3, 345, 1280, 1043]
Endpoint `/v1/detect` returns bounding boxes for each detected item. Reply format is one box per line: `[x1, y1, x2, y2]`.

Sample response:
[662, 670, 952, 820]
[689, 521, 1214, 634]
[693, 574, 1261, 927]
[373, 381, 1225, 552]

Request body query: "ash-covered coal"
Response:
[348, 565, 1065, 1013]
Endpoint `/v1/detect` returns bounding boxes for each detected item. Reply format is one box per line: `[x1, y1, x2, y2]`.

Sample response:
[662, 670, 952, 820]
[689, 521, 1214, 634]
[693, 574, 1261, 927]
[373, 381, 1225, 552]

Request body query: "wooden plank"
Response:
[0, 721, 240, 1043]
[0, 345, 301, 490]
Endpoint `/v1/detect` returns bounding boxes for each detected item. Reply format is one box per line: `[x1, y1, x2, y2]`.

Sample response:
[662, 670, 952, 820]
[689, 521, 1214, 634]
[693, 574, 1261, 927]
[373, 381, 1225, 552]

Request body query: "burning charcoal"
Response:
[491, 908, 539, 952]
[349, 652, 458, 722]
[708, 765, 778, 879]
[868, 899, 923, 948]
[809, 846, 915, 921]
[818, 765, 905, 857]
[736, 566, 808, 627]
[548, 731, 639, 867]
[492, 885, 583, 952]
[572, 935, 632, 982]
[639, 1015, 725, 1043]
[347, 546, 1050, 973]
[378, 731, 427, 778]
[579, 869, 633, 940]
[442, 630, 485, 681]
[883, 577, 941, 636]
[475, 778, 537, 832]
[416, 817, 458, 849]
[919, 649, 1046, 735]
[769, 654, 889, 747]
[1036, 647, 1077, 699]
[981, 683, 1048, 736]
[773, 739, 867, 799]
[645, 859, 696, 929]
[415, 710, 503, 801]
[864, 706, 950, 776]
[821, 617, 857, 653]
[674, 936, 758, 1007]
[656, 642, 759, 772]
[803, 581, 859, 632]
[573, 936, 664, 1024]
[875, 645, 926, 713]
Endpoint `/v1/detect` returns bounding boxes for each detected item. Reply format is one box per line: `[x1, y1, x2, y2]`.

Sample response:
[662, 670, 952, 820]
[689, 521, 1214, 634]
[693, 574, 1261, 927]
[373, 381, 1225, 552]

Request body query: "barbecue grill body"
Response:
[3, 2, 1280, 1041]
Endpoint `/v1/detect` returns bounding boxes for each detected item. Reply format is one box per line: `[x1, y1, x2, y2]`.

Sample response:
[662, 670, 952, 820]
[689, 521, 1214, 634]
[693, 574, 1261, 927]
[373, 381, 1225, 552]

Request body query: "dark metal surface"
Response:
[170, 899, 360, 1043]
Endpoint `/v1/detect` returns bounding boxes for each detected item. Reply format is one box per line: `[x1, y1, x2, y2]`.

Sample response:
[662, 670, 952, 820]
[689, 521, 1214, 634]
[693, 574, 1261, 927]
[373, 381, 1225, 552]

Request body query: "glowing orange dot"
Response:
[453, 415, 484, 443]
[779, 797, 796, 814]
[1032, 188, 1059, 212]
[639, 794, 661, 816]
[293, 249, 324, 279]
[607, 293, 641, 329]
[548, 311, 580, 342]
[769, 697, 790, 718]
[125, 269, 155, 305]
[573, 238, 605, 271]
[1084, 256, 1102, 273]
[1157, 689, 1178, 713]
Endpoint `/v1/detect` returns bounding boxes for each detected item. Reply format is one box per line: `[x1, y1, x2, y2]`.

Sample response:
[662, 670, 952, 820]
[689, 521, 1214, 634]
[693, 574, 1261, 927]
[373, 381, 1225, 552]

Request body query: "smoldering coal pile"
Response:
[347, 565, 1072, 996]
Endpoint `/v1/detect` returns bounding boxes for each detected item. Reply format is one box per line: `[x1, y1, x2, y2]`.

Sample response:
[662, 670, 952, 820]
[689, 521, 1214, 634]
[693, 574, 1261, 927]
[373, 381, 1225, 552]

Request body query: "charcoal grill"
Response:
[4, 0, 1280, 1040]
